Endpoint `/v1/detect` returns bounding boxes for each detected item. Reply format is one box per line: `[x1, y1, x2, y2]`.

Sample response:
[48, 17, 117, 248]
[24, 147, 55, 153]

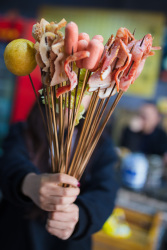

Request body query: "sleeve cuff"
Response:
[9, 165, 40, 207]
[71, 198, 91, 240]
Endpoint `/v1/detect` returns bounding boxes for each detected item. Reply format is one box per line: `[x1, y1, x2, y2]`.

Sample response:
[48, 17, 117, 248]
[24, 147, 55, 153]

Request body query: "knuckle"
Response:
[68, 222, 74, 230]
[47, 220, 52, 227]
[57, 174, 64, 183]
[77, 188, 80, 195]
[73, 215, 78, 223]
[53, 204, 58, 210]
[62, 188, 68, 196]
[47, 226, 54, 235]
[62, 230, 70, 240]
[39, 186, 45, 196]
[53, 212, 58, 220]
[58, 197, 64, 205]
[73, 204, 79, 213]
[39, 197, 45, 209]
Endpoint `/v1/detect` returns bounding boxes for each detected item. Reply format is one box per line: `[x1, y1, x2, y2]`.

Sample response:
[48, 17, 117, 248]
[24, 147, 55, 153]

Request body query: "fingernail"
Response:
[77, 182, 80, 187]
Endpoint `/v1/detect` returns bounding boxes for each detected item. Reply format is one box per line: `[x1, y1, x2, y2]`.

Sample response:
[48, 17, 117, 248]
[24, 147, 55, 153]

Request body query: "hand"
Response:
[46, 203, 79, 240]
[22, 173, 80, 211]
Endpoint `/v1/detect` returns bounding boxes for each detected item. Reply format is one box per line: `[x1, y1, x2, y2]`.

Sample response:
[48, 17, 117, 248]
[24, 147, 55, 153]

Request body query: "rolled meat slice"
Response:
[56, 51, 90, 98]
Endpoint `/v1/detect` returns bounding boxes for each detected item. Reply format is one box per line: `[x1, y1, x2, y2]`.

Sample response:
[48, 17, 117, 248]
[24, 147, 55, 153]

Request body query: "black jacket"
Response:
[0, 122, 119, 250]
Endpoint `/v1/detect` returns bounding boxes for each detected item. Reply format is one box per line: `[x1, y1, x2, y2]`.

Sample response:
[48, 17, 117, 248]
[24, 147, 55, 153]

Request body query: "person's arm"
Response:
[0, 123, 80, 240]
[0, 123, 40, 206]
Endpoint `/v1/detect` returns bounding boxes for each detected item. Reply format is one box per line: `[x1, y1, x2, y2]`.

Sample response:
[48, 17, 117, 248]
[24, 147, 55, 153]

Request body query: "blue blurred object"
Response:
[121, 153, 149, 190]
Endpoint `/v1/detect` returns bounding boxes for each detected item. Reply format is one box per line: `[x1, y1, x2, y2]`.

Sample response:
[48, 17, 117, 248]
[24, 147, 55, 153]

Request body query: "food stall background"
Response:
[0, 0, 167, 249]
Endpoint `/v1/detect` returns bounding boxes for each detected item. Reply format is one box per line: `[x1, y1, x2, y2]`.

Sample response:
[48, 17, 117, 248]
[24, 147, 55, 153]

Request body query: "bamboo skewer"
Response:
[58, 83, 63, 149]
[46, 86, 56, 173]
[66, 69, 90, 157]
[70, 90, 100, 175]
[50, 86, 59, 170]
[73, 85, 116, 178]
[76, 90, 124, 180]
[86, 84, 116, 145]
[59, 92, 66, 173]
[73, 68, 80, 122]
[65, 87, 72, 172]
[43, 85, 55, 173]
[68, 91, 97, 175]
[82, 98, 105, 156]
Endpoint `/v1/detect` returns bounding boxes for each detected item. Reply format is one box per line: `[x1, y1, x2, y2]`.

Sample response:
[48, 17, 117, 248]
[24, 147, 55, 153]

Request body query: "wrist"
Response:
[21, 173, 37, 198]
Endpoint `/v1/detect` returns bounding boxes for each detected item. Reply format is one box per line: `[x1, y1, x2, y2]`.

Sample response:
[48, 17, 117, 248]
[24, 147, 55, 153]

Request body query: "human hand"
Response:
[46, 203, 79, 240]
[21, 173, 80, 211]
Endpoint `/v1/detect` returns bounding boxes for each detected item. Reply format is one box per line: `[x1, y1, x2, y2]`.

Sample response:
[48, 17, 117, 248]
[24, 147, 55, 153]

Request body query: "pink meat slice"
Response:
[119, 34, 153, 91]
[56, 51, 90, 98]
[114, 40, 132, 91]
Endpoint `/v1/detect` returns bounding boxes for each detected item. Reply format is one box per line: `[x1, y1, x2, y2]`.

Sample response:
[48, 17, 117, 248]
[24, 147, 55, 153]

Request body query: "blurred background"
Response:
[0, 0, 167, 249]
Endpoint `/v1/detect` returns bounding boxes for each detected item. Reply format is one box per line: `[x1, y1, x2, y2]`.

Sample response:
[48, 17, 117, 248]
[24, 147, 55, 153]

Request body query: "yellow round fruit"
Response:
[4, 39, 37, 76]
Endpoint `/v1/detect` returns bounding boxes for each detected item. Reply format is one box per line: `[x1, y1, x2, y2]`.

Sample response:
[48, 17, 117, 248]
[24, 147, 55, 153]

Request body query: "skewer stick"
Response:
[43, 85, 55, 173]
[67, 70, 90, 154]
[65, 87, 72, 171]
[71, 90, 100, 174]
[83, 84, 116, 151]
[76, 90, 124, 180]
[50, 86, 59, 168]
[82, 98, 105, 153]
[68, 91, 97, 175]
[65, 69, 80, 174]
[74, 85, 116, 177]
[73, 68, 80, 122]
[46, 86, 56, 172]
[58, 83, 63, 149]
[63, 92, 67, 172]
[28, 74, 48, 140]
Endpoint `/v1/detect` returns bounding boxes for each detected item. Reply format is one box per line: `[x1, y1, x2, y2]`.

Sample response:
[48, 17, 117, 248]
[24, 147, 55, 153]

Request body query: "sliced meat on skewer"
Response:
[56, 51, 90, 98]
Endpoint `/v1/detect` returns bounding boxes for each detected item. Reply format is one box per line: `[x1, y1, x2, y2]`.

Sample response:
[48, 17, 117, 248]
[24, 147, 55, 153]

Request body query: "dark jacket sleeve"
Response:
[72, 133, 120, 240]
[0, 123, 40, 207]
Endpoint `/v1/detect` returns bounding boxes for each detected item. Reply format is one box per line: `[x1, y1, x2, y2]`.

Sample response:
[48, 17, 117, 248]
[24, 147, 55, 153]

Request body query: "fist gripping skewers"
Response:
[4, 18, 161, 178]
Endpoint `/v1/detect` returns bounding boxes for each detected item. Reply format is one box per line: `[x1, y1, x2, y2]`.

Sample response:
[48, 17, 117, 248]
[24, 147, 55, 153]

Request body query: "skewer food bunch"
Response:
[4, 18, 161, 179]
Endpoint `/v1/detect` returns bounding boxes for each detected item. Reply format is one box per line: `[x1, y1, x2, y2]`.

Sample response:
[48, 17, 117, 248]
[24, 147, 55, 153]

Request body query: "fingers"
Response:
[50, 210, 78, 222]
[46, 204, 79, 240]
[38, 173, 80, 212]
[49, 173, 79, 187]
[43, 204, 69, 212]
[47, 195, 77, 206]
[39, 184, 79, 208]
[47, 219, 77, 231]
[40, 194, 78, 211]
[47, 227, 73, 240]
[45, 185, 80, 197]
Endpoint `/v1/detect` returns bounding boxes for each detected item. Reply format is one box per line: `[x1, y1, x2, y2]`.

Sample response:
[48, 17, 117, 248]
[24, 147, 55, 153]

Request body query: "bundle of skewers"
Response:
[31, 18, 160, 180]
